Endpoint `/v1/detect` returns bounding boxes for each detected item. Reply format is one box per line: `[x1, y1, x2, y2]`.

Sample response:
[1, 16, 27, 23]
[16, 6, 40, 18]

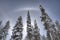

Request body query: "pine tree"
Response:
[33, 20, 40, 40]
[26, 11, 33, 40]
[0, 21, 10, 40]
[40, 5, 58, 40]
[39, 5, 51, 40]
[10, 16, 23, 40]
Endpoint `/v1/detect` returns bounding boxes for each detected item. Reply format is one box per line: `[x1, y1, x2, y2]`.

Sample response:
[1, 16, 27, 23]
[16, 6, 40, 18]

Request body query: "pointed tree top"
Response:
[28, 10, 29, 14]
[6, 21, 10, 25]
[27, 10, 31, 21]
[18, 16, 22, 21]
[34, 20, 38, 29]
[27, 10, 30, 17]
[5, 20, 10, 27]
[3, 20, 10, 30]
[39, 5, 45, 11]
[40, 5, 42, 7]
[40, 5, 43, 9]
[34, 20, 37, 25]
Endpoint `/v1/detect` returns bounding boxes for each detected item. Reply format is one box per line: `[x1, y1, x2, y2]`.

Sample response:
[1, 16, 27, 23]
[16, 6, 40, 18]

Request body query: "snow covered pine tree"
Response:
[10, 16, 23, 40]
[40, 5, 59, 40]
[33, 20, 41, 40]
[25, 11, 34, 40]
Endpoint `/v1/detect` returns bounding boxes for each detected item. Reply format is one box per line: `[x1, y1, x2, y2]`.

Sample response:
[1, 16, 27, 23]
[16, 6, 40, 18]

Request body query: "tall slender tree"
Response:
[10, 16, 23, 40]
[33, 20, 41, 40]
[26, 11, 33, 40]
[40, 5, 58, 40]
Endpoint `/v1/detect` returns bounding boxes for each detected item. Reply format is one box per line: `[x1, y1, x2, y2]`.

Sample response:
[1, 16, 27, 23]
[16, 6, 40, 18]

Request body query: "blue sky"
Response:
[0, 0, 60, 40]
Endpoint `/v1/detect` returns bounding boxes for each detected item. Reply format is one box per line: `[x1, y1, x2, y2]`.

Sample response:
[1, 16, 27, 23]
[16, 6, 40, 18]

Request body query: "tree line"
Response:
[0, 5, 60, 40]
